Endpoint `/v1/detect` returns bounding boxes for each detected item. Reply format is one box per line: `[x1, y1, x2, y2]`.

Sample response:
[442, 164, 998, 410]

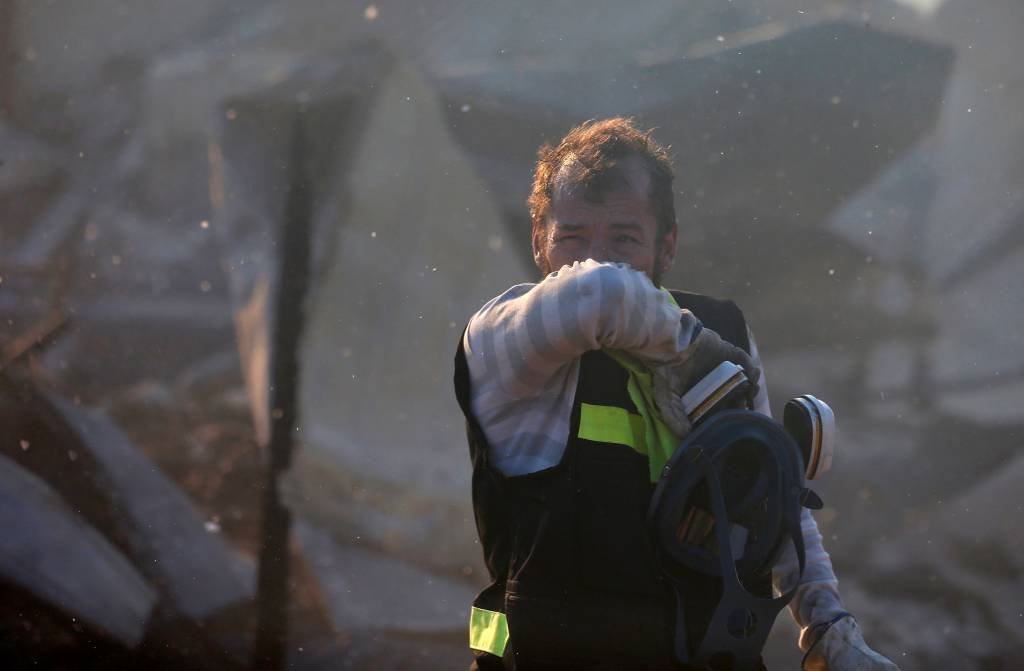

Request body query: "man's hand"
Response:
[650, 327, 761, 437]
[802, 617, 900, 671]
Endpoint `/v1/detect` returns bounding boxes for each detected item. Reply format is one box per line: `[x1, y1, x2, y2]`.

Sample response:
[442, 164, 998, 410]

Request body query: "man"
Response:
[454, 118, 897, 670]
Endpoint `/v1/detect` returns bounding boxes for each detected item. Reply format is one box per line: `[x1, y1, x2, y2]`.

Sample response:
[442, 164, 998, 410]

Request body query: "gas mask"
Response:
[648, 362, 835, 671]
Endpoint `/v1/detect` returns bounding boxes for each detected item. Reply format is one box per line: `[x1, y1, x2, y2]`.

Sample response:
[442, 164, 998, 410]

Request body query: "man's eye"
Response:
[615, 235, 639, 244]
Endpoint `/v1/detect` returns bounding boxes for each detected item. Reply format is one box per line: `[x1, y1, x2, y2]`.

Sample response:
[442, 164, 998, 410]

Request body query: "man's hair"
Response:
[528, 117, 676, 238]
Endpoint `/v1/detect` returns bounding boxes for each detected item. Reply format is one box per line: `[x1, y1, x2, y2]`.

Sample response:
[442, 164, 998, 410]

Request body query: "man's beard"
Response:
[651, 241, 665, 287]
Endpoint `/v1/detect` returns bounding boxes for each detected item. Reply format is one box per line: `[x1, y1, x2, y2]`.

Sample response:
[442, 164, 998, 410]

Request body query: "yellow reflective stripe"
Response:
[469, 606, 509, 657]
[578, 402, 646, 451]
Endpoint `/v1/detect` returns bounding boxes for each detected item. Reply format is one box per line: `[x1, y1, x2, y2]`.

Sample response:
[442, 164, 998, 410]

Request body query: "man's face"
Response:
[532, 159, 677, 285]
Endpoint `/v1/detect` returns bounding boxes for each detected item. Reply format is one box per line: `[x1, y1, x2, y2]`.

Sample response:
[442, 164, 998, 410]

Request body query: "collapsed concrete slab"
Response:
[284, 60, 527, 576]
[856, 453, 1024, 668]
[434, 21, 954, 283]
[294, 520, 475, 634]
[0, 376, 255, 624]
[0, 453, 157, 647]
[42, 392, 255, 621]
[205, 43, 393, 447]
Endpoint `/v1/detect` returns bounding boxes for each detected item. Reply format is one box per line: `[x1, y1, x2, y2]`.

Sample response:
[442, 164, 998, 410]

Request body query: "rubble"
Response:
[2, 2, 1020, 669]
[43, 393, 255, 620]
[0, 453, 156, 647]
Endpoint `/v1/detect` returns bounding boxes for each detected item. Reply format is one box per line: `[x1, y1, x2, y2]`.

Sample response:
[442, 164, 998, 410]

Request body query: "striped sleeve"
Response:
[462, 260, 703, 475]
[464, 259, 702, 398]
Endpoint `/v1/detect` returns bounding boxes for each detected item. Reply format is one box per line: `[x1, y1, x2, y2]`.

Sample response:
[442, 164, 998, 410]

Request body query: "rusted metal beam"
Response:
[251, 112, 312, 670]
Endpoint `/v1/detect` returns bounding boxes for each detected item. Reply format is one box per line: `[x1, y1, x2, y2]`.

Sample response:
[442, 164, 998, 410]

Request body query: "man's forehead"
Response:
[552, 154, 652, 202]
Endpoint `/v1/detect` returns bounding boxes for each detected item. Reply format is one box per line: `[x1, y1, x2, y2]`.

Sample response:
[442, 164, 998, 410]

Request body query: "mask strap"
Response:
[675, 449, 806, 671]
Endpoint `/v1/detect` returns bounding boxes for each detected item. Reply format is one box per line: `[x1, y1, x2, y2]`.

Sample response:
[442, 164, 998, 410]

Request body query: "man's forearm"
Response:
[773, 509, 846, 633]
[749, 329, 847, 643]
[464, 259, 701, 400]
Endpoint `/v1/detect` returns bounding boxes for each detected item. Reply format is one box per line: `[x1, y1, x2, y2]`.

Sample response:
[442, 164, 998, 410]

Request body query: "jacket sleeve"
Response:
[463, 260, 703, 400]
[748, 327, 849, 648]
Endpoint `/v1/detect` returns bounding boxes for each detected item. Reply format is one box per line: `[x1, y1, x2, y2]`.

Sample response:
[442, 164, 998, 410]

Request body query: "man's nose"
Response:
[585, 240, 616, 263]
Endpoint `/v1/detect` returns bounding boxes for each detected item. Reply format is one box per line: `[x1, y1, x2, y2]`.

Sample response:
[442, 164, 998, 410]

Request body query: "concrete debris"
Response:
[43, 393, 255, 621]
[294, 519, 475, 634]
[0, 453, 157, 647]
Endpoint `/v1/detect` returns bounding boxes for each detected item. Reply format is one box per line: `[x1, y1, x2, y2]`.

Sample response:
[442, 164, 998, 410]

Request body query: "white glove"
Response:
[802, 616, 900, 671]
[650, 327, 761, 437]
